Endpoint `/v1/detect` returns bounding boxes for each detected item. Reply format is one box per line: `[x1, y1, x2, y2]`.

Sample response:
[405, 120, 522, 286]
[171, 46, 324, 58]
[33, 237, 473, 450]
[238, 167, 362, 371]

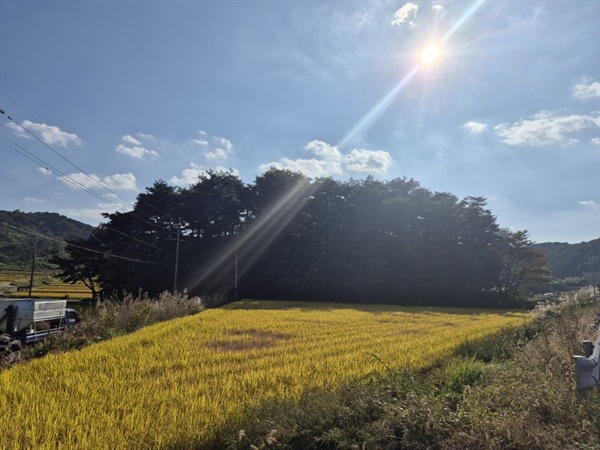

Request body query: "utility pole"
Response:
[28, 237, 37, 297]
[173, 224, 180, 294]
[235, 248, 238, 300]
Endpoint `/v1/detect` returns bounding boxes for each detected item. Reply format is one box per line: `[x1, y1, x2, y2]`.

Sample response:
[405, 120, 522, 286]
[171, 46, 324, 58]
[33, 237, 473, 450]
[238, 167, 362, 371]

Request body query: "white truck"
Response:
[0, 299, 81, 350]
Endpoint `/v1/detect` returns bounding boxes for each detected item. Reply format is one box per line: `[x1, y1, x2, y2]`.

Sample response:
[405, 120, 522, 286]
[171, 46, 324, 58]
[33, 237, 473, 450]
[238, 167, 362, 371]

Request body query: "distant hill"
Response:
[0, 210, 95, 268]
[533, 238, 600, 279]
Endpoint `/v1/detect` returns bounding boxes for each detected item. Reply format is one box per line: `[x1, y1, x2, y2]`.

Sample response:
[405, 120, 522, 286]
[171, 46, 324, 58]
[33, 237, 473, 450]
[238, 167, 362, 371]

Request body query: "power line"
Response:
[1, 221, 159, 265]
[1, 135, 166, 232]
[0, 89, 110, 172]
[0, 106, 176, 223]
[0, 108, 133, 206]
[0, 172, 75, 210]
[0, 171, 162, 251]
[2, 136, 125, 210]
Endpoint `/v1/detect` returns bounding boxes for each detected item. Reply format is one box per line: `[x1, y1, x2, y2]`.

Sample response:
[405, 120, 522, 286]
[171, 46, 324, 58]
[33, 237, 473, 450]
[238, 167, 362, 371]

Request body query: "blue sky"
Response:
[0, 0, 598, 244]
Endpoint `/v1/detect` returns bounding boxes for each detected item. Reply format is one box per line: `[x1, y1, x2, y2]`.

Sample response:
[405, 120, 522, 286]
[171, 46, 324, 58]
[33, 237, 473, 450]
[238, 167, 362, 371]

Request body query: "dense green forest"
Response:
[52, 169, 551, 307]
[0, 210, 93, 268]
[533, 239, 600, 278]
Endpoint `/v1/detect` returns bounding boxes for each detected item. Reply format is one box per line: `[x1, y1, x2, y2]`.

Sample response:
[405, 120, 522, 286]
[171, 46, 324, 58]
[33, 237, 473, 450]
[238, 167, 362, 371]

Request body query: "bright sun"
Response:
[420, 44, 440, 65]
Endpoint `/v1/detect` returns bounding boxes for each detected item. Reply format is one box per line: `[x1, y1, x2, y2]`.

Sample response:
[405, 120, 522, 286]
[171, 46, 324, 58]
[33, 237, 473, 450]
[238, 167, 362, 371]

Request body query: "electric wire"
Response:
[0, 101, 179, 255]
[0, 172, 76, 210]
[1, 108, 136, 210]
[0, 171, 162, 251]
[1, 140, 166, 250]
[2, 136, 125, 211]
[0, 89, 110, 171]
[1, 222, 159, 265]
[1, 135, 165, 232]
[0, 107, 176, 223]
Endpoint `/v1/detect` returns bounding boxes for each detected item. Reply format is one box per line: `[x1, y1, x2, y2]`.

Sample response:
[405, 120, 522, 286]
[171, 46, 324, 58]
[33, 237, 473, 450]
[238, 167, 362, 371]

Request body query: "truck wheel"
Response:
[9, 340, 22, 352]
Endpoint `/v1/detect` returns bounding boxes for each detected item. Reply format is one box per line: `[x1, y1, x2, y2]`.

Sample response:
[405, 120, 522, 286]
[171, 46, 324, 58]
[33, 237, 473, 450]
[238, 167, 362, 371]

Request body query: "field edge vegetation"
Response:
[222, 288, 600, 450]
[0, 299, 527, 449]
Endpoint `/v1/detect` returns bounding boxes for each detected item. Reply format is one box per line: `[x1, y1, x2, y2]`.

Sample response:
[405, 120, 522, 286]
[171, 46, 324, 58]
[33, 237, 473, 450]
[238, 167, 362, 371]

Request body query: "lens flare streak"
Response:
[338, 0, 486, 148]
[338, 66, 419, 148]
[187, 180, 317, 291]
[188, 1, 488, 292]
[442, 0, 486, 42]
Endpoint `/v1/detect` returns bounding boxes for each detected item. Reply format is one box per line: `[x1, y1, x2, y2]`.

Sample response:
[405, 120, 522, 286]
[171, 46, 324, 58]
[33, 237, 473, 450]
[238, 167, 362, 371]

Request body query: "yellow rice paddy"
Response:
[0, 300, 528, 449]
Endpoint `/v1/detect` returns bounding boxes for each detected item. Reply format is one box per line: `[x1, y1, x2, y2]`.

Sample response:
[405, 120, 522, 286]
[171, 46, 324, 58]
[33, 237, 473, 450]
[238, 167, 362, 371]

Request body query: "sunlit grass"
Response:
[0, 300, 528, 449]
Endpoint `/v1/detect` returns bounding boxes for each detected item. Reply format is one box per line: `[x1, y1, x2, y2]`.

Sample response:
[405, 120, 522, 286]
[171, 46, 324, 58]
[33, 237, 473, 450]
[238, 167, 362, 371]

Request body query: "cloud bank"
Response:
[169, 163, 239, 186]
[193, 132, 235, 161]
[259, 140, 393, 178]
[463, 121, 488, 134]
[494, 111, 599, 146]
[116, 134, 158, 159]
[391, 3, 418, 27]
[59, 172, 137, 191]
[7, 120, 82, 147]
[573, 79, 600, 100]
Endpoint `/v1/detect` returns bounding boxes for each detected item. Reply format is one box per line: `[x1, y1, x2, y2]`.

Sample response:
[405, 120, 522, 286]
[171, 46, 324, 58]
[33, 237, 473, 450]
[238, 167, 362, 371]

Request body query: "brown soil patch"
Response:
[207, 329, 293, 352]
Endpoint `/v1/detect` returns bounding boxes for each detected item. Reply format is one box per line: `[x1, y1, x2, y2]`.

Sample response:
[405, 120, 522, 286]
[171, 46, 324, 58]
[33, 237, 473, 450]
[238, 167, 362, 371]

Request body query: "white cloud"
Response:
[463, 121, 488, 134]
[116, 144, 159, 159]
[115, 135, 158, 159]
[343, 148, 393, 174]
[259, 140, 393, 178]
[214, 137, 233, 152]
[62, 203, 123, 221]
[169, 163, 206, 186]
[205, 148, 230, 160]
[592, 137, 600, 145]
[494, 111, 599, 146]
[6, 120, 82, 147]
[204, 136, 234, 160]
[59, 172, 137, 191]
[121, 134, 142, 146]
[37, 167, 52, 175]
[305, 140, 342, 161]
[573, 79, 600, 100]
[25, 197, 44, 203]
[169, 163, 239, 186]
[260, 157, 342, 178]
[215, 166, 240, 177]
[193, 139, 209, 146]
[432, 3, 447, 19]
[391, 3, 418, 27]
[578, 200, 598, 208]
[103, 173, 137, 190]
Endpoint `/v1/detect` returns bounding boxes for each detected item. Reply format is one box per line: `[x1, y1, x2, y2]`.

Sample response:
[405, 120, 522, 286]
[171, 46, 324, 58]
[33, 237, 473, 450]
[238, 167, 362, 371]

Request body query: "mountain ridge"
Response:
[0, 209, 94, 268]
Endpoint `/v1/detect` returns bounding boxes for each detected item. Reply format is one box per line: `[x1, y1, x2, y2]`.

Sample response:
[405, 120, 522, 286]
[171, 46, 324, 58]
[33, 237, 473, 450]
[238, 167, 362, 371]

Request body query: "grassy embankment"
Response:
[0, 299, 527, 449]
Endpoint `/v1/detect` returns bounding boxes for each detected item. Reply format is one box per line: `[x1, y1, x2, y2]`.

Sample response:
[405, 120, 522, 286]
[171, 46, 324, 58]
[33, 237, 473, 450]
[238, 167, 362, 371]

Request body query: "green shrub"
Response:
[438, 356, 488, 393]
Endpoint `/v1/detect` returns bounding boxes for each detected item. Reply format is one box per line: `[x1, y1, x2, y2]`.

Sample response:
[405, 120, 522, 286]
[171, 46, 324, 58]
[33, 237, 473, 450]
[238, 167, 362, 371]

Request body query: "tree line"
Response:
[53, 169, 550, 307]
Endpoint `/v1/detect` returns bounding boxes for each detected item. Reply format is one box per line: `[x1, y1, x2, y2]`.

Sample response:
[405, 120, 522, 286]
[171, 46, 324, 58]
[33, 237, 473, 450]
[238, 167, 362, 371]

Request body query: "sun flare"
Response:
[420, 44, 440, 65]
